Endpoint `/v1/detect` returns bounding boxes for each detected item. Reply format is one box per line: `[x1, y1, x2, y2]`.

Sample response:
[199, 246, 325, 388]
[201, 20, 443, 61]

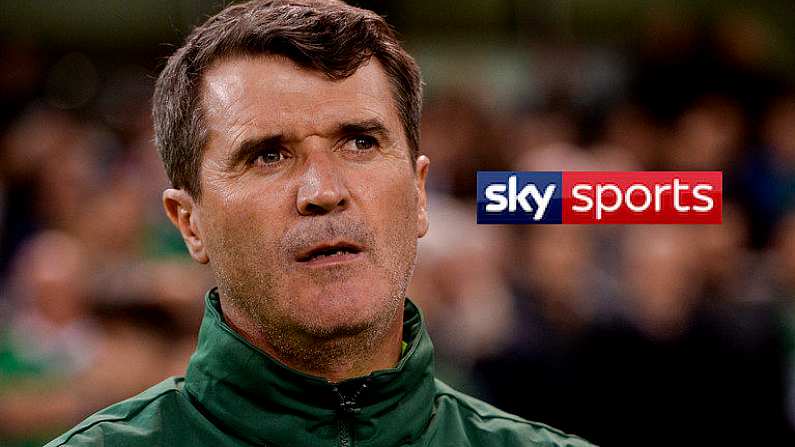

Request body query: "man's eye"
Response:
[351, 135, 378, 151]
[252, 149, 285, 166]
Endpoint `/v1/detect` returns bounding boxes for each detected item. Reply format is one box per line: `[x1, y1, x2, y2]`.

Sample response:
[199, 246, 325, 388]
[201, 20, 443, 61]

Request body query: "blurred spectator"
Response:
[421, 91, 509, 197]
[473, 225, 611, 434]
[572, 226, 793, 445]
[663, 95, 746, 171]
[0, 231, 199, 446]
[595, 101, 662, 168]
[0, 231, 97, 383]
[410, 194, 515, 392]
[736, 92, 795, 247]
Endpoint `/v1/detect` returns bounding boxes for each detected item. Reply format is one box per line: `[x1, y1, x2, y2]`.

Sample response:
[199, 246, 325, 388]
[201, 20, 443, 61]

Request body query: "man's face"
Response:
[190, 55, 429, 345]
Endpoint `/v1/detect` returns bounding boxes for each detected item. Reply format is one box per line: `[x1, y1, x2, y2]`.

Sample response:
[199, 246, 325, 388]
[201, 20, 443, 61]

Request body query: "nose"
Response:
[296, 151, 350, 216]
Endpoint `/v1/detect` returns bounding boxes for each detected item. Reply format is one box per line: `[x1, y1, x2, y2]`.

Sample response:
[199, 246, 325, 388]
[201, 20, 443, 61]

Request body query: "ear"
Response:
[414, 155, 430, 238]
[163, 189, 209, 264]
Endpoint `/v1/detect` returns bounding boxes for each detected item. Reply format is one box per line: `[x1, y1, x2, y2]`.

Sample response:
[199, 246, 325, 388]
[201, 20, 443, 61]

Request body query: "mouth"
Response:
[295, 240, 365, 267]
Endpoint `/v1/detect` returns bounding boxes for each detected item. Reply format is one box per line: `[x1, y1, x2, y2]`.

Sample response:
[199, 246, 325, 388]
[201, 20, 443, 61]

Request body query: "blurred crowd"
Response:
[1, 3, 795, 446]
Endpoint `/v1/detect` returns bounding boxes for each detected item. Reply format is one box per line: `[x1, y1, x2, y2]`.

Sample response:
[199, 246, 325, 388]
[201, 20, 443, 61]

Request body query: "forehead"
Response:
[200, 54, 403, 147]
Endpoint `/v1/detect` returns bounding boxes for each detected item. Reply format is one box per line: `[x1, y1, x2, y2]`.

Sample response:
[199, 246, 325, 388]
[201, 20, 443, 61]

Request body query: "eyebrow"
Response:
[336, 118, 392, 142]
[224, 118, 393, 169]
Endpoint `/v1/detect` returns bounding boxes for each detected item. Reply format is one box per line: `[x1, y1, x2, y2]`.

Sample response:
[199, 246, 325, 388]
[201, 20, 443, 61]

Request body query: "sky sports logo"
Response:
[476, 171, 722, 224]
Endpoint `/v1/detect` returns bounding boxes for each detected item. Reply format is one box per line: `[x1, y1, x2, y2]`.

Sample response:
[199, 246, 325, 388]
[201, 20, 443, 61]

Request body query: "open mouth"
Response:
[296, 241, 363, 264]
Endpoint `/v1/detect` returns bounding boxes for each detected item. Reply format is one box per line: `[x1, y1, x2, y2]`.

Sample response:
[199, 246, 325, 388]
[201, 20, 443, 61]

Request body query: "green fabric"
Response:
[45, 288, 594, 447]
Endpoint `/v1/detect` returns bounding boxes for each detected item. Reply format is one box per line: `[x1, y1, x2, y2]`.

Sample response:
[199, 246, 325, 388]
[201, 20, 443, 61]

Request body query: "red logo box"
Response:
[561, 171, 722, 224]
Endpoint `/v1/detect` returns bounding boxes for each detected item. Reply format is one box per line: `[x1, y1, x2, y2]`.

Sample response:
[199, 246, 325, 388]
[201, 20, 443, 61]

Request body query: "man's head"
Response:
[153, 0, 429, 375]
[153, 0, 423, 200]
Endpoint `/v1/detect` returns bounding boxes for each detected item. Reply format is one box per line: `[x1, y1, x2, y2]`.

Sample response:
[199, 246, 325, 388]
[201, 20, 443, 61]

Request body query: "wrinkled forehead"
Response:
[199, 54, 405, 148]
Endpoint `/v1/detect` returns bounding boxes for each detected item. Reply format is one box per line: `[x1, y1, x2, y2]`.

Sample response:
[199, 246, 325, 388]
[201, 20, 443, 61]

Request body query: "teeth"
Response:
[313, 250, 347, 260]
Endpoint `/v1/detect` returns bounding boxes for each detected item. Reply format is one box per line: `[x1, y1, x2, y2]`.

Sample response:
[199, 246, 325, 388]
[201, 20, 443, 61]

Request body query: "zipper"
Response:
[333, 382, 368, 447]
[338, 418, 352, 447]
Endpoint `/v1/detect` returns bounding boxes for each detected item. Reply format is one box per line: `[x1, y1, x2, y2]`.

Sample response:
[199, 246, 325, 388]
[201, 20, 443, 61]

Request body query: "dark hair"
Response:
[152, 0, 423, 200]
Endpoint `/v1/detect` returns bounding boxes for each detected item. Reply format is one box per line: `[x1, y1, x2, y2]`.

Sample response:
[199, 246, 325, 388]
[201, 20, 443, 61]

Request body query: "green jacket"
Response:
[46, 289, 594, 447]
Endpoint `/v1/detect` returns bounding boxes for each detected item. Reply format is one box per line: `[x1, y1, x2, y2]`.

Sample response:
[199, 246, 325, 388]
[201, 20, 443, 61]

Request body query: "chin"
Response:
[292, 285, 397, 338]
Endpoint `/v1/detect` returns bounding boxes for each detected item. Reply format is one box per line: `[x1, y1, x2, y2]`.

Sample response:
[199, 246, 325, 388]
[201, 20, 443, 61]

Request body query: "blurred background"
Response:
[1, 0, 794, 445]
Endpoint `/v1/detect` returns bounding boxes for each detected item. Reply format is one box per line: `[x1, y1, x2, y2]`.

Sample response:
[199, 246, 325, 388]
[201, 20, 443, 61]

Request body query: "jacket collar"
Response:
[185, 288, 436, 446]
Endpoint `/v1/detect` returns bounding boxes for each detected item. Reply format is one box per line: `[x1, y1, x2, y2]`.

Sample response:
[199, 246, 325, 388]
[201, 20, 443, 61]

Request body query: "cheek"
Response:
[200, 185, 288, 263]
[356, 167, 419, 254]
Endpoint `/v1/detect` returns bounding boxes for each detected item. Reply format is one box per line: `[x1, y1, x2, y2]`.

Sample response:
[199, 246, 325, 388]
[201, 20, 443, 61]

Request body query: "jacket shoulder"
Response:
[433, 379, 596, 447]
[44, 376, 185, 447]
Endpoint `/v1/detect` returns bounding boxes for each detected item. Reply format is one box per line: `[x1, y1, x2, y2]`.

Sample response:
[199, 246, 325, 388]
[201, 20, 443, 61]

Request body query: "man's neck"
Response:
[220, 299, 404, 383]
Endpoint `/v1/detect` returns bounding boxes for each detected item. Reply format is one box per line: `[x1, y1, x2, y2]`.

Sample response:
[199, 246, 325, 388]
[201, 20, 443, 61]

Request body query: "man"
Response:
[47, 1, 593, 445]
